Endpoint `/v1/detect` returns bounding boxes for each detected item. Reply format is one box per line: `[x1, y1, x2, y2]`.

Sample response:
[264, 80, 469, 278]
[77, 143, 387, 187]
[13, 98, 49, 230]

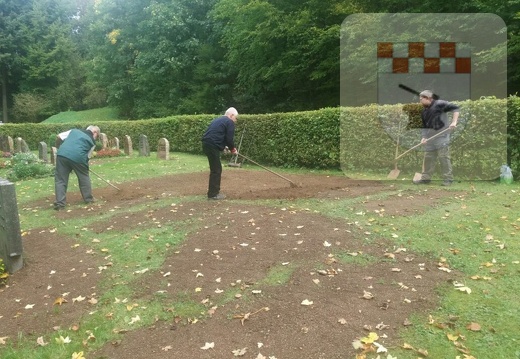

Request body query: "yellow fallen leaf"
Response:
[71, 352, 85, 359]
[54, 297, 68, 305]
[361, 332, 379, 344]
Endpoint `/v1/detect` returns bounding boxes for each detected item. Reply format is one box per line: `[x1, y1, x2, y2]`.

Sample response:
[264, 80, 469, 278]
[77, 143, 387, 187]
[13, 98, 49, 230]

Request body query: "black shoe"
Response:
[412, 179, 431, 185]
[441, 180, 453, 187]
[53, 204, 65, 211]
[208, 193, 226, 200]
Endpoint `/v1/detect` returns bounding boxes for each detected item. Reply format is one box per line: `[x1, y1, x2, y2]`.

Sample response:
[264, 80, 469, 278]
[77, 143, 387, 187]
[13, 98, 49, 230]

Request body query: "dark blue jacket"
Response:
[201, 115, 235, 151]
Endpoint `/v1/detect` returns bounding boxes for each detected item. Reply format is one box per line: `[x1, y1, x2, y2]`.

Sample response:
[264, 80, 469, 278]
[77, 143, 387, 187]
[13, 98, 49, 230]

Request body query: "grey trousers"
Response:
[54, 155, 93, 207]
[421, 146, 453, 181]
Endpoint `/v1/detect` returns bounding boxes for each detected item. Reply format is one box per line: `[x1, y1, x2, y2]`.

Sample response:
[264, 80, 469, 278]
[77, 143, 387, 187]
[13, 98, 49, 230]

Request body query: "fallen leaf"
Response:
[54, 297, 68, 305]
[72, 296, 86, 303]
[36, 336, 48, 346]
[0, 337, 7, 345]
[162, 345, 173, 351]
[232, 347, 247, 356]
[466, 322, 481, 331]
[201, 342, 215, 350]
[25, 304, 35, 309]
[129, 315, 140, 324]
[361, 332, 379, 344]
[55, 336, 71, 344]
[71, 352, 85, 359]
[361, 290, 374, 300]
[301, 299, 313, 306]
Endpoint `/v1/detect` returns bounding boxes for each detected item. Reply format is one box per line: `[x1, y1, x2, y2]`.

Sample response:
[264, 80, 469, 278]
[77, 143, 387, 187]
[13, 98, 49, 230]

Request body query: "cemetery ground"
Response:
[0, 152, 519, 359]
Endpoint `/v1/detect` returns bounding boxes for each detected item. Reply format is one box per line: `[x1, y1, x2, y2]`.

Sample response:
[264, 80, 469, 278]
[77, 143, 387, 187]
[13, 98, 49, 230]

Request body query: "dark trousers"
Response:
[54, 155, 93, 206]
[202, 142, 222, 198]
[421, 146, 453, 181]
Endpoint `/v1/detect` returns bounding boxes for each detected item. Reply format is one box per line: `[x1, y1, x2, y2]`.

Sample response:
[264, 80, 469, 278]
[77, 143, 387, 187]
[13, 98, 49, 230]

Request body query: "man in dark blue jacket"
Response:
[53, 125, 100, 210]
[201, 108, 238, 200]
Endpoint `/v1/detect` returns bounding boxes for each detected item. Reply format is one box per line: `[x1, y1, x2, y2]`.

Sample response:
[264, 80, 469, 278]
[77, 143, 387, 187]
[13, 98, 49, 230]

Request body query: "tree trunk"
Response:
[1, 70, 7, 123]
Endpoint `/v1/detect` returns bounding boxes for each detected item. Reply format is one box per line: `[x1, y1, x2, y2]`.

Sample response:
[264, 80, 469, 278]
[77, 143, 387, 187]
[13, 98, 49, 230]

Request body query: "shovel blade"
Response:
[413, 172, 423, 182]
[387, 168, 400, 179]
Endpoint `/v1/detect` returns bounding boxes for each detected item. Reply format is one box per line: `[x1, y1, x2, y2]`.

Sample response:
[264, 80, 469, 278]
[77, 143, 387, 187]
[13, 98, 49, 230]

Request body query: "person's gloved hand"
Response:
[223, 146, 230, 154]
[231, 148, 238, 155]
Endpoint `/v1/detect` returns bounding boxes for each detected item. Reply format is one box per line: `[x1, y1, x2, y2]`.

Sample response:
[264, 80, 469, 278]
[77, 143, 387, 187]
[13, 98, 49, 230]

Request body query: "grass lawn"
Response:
[0, 152, 519, 359]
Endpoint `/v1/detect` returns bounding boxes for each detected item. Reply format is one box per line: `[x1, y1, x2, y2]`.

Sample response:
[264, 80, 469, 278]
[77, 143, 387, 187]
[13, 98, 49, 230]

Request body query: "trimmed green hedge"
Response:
[0, 97, 519, 178]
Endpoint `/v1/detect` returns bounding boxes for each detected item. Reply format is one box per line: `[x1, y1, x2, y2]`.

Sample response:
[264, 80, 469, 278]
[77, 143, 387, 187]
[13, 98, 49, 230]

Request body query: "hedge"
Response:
[0, 96, 518, 178]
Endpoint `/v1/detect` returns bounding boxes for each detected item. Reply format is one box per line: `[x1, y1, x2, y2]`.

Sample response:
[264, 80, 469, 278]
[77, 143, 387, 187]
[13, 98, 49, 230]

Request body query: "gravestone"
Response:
[0, 136, 8, 153]
[139, 134, 150, 157]
[7, 136, 13, 153]
[110, 137, 120, 150]
[14, 137, 22, 154]
[100, 133, 109, 150]
[157, 138, 170, 160]
[0, 178, 23, 273]
[21, 139, 30, 153]
[51, 147, 57, 165]
[123, 135, 133, 156]
[38, 142, 48, 163]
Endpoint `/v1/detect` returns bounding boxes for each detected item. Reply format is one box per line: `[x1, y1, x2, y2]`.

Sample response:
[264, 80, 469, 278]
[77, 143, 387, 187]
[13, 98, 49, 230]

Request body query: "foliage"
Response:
[0, 258, 8, 285]
[94, 148, 124, 158]
[6, 152, 54, 181]
[1, 97, 520, 176]
[43, 107, 121, 124]
[11, 92, 50, 123]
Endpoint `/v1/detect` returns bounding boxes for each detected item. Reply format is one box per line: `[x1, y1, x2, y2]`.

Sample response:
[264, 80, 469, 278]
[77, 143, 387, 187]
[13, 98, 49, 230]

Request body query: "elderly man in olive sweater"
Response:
[53, 125, 100, 210]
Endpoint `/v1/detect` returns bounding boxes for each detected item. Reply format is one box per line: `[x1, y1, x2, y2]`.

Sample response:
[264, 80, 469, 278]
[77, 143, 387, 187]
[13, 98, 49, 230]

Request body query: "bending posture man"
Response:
[54, 125, 100, 210]
[201, 107, 238, 200]
[414, 90, 459, 186]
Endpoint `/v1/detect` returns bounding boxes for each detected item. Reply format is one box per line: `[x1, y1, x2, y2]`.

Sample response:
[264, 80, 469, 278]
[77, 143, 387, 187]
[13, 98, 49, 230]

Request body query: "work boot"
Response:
[208, 193, 226, 200]
[412, 179, 431, 185]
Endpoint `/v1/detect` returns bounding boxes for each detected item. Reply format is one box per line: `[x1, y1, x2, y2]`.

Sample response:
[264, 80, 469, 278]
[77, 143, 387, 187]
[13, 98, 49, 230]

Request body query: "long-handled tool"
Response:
[228, 125, 246, 168]
[89, 168, 121, 191]
[237, 153, 299, 188]
[387, 127, 451, 179]
[387, 120, 402, 179]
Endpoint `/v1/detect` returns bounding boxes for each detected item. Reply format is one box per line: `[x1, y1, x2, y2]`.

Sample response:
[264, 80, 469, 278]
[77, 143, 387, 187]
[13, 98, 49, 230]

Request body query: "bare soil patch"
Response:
[1, 169, 461, 358]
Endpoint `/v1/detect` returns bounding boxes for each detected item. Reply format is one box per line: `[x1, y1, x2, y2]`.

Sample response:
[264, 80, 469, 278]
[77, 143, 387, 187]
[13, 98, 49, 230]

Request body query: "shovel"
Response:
[387, 127, 451, 179]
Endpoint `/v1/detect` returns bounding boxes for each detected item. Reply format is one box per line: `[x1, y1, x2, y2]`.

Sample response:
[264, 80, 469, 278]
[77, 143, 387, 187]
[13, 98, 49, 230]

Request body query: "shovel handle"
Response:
[394, 127, 451, 161]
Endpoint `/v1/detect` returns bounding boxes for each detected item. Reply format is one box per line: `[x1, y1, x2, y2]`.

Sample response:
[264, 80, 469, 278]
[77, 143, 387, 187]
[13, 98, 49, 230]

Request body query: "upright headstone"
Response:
[21, 139, 30, 153]
[38, 142, 48, 163]
[100, 133, 109, 150]
[139, 134, 150, 157]
[110, 137, 120, 150]
[14, 137, 22, 154]
[7, 136, 13, 154]
[0, 136, 7, 153]
[0, 178, 23, 273]
[157, 138, 170, 160]
[124, 135, 133, 156]
[51, 147, 57, 165]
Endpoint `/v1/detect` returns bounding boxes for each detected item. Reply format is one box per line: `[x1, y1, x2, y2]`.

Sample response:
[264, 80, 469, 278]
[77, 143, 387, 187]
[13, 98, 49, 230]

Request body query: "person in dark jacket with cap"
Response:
[201, 107, 238, 200]
[413, 90, 459, 186]
[53, 125, 100, 210]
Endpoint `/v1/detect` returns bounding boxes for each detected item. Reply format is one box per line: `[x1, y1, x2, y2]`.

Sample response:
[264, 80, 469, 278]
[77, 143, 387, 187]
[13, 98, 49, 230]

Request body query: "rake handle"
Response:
[237, 153, 297, 187]
[394, 127, 451, 161]
[89, 168, 121, 191]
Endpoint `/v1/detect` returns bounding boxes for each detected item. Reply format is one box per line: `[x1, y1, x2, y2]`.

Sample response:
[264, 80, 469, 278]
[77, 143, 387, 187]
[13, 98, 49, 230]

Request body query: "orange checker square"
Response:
[440, 42, 456, 57]
[424, 58, 440, 73]
[392, 58, 408, 73]
[377, 42, 393, 58]
[456, 58, 471, 73]
[408, 42, 424, 58]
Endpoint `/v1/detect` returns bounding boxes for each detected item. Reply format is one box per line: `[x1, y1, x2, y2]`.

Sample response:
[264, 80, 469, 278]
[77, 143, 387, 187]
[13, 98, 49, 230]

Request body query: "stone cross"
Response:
[51, 147, 57, 165]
